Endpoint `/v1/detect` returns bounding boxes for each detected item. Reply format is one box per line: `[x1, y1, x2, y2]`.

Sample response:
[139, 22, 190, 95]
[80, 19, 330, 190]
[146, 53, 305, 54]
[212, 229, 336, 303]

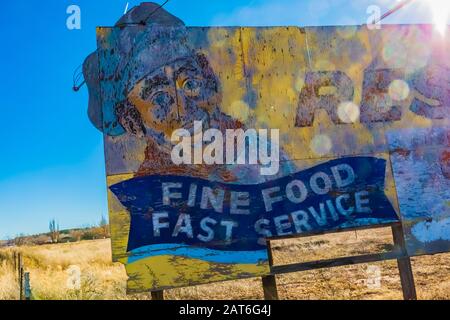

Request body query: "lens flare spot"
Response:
[337, 101, 360, 123]
[230, 100, 251, 121]
[382, 40, 407, 69]
[311, 134, 332, 156]
[428, 0, 450, 36]
[389, 79, 410, 101]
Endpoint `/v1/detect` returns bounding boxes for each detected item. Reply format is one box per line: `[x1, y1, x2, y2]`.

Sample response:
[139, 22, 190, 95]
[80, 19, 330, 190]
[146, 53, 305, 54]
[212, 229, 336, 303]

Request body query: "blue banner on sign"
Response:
[110, 157, 398, 253]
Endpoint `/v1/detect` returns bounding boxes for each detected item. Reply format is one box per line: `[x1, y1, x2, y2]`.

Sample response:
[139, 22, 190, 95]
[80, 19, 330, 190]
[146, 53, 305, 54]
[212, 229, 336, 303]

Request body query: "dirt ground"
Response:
[1, 227, 449, 300]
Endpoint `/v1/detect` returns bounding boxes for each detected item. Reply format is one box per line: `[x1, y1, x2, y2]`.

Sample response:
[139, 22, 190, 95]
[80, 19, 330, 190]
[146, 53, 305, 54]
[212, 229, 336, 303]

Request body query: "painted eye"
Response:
[183, 79, 202, 97]
[151, 91, 174, 108]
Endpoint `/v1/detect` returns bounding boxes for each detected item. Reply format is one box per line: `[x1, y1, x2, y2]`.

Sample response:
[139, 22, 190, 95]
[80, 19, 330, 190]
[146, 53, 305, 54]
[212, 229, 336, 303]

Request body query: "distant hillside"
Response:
[0, 225, 110, 247]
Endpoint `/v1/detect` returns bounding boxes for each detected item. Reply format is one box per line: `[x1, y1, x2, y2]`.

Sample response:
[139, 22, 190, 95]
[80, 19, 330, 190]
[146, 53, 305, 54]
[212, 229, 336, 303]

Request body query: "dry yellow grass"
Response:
[0, 227, 449, 300]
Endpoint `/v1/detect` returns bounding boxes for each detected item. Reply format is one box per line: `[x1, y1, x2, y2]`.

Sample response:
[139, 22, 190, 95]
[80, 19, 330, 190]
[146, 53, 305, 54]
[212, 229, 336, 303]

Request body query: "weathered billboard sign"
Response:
[84, 4, 449, 292]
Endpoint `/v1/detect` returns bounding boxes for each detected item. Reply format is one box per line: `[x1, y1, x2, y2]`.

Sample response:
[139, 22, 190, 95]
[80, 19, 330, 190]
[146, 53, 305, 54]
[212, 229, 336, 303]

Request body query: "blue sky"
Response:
[0, 0, 446, 239]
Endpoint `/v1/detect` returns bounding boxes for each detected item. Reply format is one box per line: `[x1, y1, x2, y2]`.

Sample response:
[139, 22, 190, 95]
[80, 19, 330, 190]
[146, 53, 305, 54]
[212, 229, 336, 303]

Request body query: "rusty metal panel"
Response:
[89, 9, 449, 291]
[388, 127, 450, 256]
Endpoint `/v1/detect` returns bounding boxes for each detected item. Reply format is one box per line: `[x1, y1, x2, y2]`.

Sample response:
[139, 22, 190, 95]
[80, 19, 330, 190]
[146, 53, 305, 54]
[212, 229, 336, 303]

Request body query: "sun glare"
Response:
[423, 0, 450, 35]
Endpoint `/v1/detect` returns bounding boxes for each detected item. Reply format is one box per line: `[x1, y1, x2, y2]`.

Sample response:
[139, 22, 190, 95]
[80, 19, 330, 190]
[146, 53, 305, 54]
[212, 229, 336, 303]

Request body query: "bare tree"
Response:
[14, 234, 27, 246]
[70, 229, 83, 242]
[49, 219, 60, 243]
[99, 215, 110, 239]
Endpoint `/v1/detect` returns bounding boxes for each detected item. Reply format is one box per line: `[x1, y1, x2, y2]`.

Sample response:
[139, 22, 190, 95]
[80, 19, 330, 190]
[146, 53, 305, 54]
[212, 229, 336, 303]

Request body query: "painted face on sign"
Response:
[115, 53, 221, 140]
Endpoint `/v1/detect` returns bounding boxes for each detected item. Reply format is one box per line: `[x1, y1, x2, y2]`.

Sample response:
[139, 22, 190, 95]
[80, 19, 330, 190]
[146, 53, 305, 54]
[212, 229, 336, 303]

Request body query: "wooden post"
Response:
[17, 253, 24, 300]
[151, 290, 164, 300]
[391, 224, 417, 300]
[262, 240, 279, 300]
[19, 267, 24, 300]
[13, 251, 17, 271]
[17, 253, 21, 282]
[24, 272, 31, 301]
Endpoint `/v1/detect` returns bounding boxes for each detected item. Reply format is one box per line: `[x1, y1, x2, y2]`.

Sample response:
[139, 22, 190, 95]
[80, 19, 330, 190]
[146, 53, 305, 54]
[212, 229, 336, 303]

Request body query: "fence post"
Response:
[24, 272, 31, 301]
[391, 224, 417, 300]
[17, 253, 21, 282]
[17, 253, 24, 300]
[13, 251, 17, 271]
[262, 240, 279, 300]
[151, 290, 164, 300]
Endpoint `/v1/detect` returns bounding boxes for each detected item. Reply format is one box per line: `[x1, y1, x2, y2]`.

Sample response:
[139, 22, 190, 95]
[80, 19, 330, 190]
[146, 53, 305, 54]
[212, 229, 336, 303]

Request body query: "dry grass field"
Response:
[1, 227, 449, 300]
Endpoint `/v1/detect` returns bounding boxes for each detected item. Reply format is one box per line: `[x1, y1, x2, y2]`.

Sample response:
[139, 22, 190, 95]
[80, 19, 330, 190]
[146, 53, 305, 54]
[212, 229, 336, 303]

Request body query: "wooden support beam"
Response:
[268, 222, 397, 242]
[271, 249, 403, 275]
[262, 240, 279, 300]
[267, 223, 417, 301]
[151, 290, 165, 300]
[391, 224, 417, 300]
[262, 275, 278, 300]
